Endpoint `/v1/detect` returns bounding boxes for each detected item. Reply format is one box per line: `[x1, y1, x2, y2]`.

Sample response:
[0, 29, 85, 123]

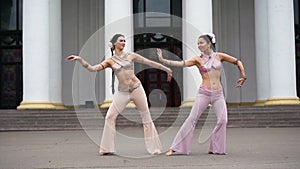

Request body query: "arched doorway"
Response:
[133, 0, 183, 107]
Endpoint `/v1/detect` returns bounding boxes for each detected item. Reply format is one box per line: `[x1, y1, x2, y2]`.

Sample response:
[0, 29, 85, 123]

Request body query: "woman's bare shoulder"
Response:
[102, 58, 115, 66]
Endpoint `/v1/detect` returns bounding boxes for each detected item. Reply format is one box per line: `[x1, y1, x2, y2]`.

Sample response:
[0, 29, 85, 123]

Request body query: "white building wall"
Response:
[62, 0, 79, 106]
[213, 0, 257, 104]
[62, 0, 105, 107]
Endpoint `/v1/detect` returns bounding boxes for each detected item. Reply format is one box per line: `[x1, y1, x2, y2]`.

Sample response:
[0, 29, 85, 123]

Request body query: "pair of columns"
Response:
[18, 0, 65, 109]
[99, 0, 213, 108]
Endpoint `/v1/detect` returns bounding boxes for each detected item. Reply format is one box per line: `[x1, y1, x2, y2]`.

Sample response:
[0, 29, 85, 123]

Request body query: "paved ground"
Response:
[0, 127, 300, 169]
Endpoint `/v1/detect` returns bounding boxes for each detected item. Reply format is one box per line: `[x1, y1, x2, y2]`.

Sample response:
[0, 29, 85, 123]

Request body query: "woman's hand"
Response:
[66, 55, 81, 61]
[156, 48, 164, 62]
[167, 72, 172, 82]
[236, 77, 246, 88]
[166, 67, 173, 82]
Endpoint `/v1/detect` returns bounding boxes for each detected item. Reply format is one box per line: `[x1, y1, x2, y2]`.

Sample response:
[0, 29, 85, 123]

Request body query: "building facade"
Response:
[0, 0, 299, 109]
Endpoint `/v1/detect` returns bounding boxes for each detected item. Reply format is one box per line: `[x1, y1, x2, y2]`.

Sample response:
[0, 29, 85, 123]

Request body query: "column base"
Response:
[126, 101, 136, 108]
[17, 101, 56, 110]
[99, 100, 113, 108]
[226, 102, 255, 106]
[180, 98, 195, 108]
[52, 103, 67, 109]
[99, 100, 136, 108]
[264, 97, 300, 106]
[254, 100, 267, 106]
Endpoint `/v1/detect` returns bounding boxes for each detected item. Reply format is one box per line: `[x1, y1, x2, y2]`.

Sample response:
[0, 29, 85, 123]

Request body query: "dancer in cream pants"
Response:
[100, 83, 162, 154]
[67, 34, 172, 155]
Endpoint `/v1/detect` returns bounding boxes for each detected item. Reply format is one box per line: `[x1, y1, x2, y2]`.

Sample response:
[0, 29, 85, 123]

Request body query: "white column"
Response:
[265, 0, 300, 105]
[49, 0, 65, 109]
[254, 0, 270, 105]
[18, 0, 55, 109]
[100, 0, 134, 108]
[181, 0, 213, 107]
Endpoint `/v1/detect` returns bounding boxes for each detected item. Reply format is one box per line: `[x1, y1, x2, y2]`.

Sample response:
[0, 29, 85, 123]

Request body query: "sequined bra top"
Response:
[111, 52, 134, 71]
[198, 52, 222, 74]
[111, 52, 138, 91]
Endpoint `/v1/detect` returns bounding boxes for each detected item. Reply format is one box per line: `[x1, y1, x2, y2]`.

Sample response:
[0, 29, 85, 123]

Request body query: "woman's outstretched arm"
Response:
[156, 48, 198, 67]
[130, 52, 173, 81]
[66, 55, 111, 72]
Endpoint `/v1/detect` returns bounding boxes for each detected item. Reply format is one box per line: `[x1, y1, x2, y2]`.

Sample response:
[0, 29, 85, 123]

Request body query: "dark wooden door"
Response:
[134, 33, 182, 107]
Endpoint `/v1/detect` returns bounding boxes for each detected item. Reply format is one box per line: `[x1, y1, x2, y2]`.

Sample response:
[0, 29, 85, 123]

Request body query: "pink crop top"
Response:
[198, 52, 222, 74]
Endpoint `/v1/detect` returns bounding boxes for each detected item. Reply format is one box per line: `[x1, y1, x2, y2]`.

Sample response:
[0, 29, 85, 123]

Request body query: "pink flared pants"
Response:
[171, 86, 228, 155]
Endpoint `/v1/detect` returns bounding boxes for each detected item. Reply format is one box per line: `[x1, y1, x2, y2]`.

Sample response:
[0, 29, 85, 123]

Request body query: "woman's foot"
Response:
[208, 151, 228, 155]
[99, 152, 114, 156]
[152, 151, 161, 155]
[165, 149, 175, 156]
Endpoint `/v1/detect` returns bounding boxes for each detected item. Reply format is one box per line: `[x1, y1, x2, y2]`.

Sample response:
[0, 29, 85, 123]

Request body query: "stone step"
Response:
[0, 105, 299, 131]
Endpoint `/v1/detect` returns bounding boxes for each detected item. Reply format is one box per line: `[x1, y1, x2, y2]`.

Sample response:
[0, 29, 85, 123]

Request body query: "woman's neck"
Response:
[114, 49, 123, 57]
[201, 49, 213, 60]
[203, 49, 212, 55]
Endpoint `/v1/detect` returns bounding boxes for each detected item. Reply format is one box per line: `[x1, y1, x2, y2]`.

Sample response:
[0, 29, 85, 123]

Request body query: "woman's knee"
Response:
[140, 111, 153, 123]
[217, 116, 227, 126]
[105, 107, 119, 122]
[105, 114, 117, 122]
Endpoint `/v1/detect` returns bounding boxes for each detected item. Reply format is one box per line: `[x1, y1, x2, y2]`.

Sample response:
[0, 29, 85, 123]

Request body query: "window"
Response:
[134, 0, 181, 28]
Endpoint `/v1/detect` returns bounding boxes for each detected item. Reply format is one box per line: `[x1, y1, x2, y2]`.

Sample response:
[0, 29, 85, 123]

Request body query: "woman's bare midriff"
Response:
[117, 75, 140, 89]
[200, 70, 222, 90]
[128, 76, 140, 88]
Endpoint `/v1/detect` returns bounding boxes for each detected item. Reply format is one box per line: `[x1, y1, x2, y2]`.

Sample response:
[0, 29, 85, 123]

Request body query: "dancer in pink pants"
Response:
[157, 33, 246, 156]
[67, 34, 172, 156]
